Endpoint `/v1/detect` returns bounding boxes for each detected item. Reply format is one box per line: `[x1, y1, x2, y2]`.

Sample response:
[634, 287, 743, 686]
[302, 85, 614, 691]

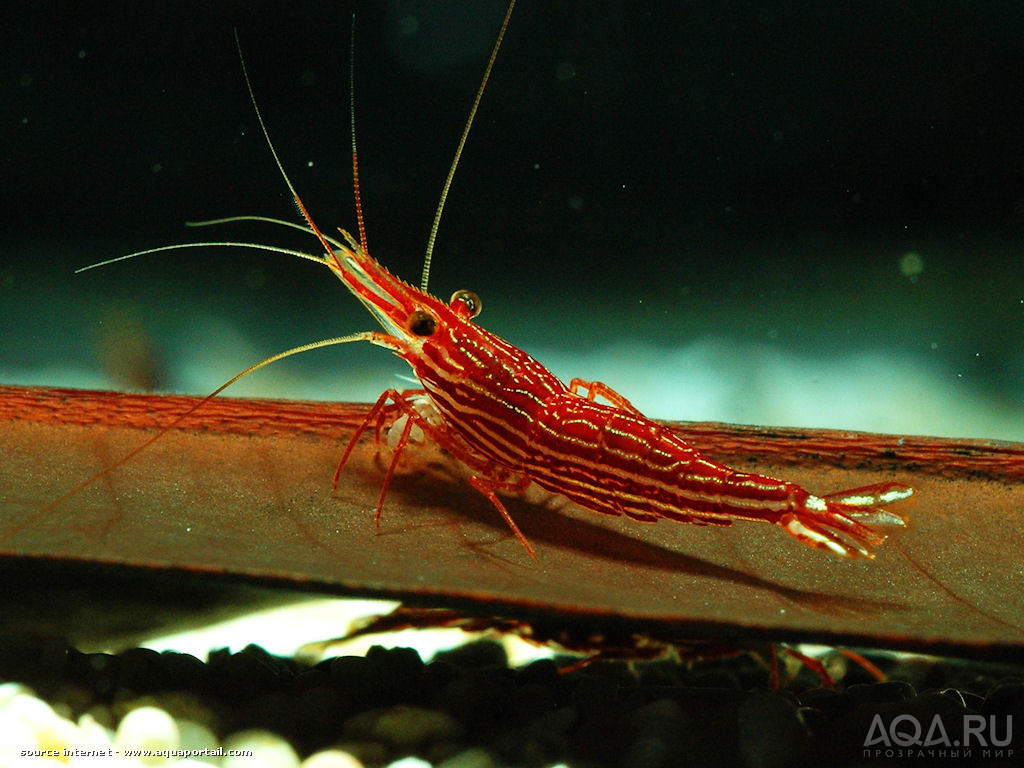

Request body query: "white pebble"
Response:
[68, 713, 115, 765]
[301, 749, 365, 768]
[115, 706, 180, 765]
[177, 718, 220, 755]
[77, 712, 114, 743]
[5, 693, 77, 753]
[0, 711, 43, 763]
[384, 758, 432, 768]
[0, 681, 33, 707]
[222, 730, 300, 768]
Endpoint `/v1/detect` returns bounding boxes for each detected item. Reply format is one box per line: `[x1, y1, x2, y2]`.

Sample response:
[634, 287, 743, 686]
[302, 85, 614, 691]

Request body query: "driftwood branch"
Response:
[2, 384, 1023, 658]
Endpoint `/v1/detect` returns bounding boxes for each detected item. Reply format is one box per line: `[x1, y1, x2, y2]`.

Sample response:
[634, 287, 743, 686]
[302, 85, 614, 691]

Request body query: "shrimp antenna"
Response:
[420, 0, 516, 293]
[349, 14, 368, 252]
[42, 35, 395, 527]
[233, 29, 341, 271]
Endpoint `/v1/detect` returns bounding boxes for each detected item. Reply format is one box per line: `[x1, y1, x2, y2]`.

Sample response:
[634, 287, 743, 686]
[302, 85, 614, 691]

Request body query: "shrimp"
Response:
[72, 0, 912, 560]
[314, 604, 888, 688]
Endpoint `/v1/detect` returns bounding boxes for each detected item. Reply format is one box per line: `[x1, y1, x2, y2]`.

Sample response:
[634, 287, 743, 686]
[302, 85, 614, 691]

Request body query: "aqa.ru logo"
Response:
[863, 713, 1013, 749]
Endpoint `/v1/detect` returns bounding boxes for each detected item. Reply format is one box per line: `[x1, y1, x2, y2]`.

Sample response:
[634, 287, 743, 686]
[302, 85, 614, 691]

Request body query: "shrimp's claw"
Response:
[781, 482, 913, 559]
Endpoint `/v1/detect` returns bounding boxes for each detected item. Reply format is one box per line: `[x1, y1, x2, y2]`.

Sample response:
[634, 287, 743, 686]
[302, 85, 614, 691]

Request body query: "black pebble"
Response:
[737, 691, 809, 768]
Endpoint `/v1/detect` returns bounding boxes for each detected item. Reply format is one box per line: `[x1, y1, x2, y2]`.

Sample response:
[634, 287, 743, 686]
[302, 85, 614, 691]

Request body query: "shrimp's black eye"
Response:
[449, 289, 482, 319]
[407, 309, 438, 337]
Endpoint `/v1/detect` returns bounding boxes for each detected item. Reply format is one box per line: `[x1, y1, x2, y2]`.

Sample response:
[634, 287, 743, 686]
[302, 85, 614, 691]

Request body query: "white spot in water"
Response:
[899, 251, 924, 282]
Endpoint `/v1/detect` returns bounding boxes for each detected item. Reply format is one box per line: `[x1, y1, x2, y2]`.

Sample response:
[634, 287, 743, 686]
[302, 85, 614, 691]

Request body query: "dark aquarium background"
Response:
[4, 0, 1024, 440]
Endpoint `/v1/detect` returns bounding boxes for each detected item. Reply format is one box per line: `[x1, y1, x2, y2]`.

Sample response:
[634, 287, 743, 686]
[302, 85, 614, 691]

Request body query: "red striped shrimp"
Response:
[74, 1, 912, 560]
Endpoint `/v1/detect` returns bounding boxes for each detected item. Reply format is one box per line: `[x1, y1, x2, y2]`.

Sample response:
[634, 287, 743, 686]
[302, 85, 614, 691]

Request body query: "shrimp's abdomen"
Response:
[523, 394, 908, 557]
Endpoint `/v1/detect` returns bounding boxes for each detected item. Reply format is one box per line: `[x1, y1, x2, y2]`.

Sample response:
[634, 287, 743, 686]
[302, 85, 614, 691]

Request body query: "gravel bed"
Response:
[0, 634, 1021, 767]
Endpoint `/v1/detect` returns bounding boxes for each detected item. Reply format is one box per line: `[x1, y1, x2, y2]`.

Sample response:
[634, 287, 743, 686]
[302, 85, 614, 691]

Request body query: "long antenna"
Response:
[32, 35, 382, 526]
[234, 29, 339, 269]
[349, 15, 368, 252]
[420, 0, 517, 293]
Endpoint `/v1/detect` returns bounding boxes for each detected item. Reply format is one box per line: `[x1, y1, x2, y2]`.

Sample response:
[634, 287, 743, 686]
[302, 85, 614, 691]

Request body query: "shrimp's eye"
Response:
[407, 309, 438, 337]
[449, 289, 482, 319]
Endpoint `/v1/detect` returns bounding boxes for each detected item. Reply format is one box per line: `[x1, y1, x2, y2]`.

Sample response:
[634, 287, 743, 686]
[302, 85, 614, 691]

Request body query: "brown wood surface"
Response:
[2, 384, 1022, 657]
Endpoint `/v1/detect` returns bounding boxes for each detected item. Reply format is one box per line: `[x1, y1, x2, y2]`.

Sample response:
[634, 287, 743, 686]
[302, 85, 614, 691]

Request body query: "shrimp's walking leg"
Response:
[468, 475, 535, 559]
[333, 388, 400, 489]
[569, 378, 642, 415]
[333, 387, 433, 488]
[338, 388, 535, 556]
[335, 387, 435, 519]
